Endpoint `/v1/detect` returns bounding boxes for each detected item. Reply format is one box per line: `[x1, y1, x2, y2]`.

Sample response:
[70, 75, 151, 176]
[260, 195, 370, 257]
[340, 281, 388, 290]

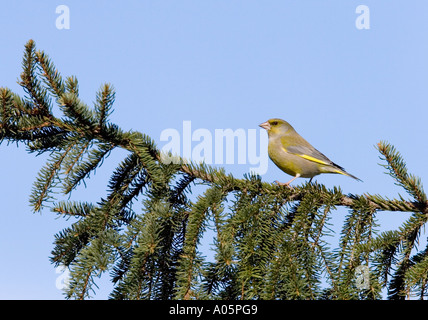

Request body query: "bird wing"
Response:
[285, 145, 345, 171]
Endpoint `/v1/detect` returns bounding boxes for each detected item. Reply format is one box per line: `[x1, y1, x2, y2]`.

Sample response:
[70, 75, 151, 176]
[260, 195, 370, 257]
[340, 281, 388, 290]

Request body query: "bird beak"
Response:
[259, 121, 271, 130]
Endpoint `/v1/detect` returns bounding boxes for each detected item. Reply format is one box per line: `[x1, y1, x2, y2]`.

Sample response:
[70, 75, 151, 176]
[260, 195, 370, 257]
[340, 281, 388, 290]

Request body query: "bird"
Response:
[259, 118, 361, 187]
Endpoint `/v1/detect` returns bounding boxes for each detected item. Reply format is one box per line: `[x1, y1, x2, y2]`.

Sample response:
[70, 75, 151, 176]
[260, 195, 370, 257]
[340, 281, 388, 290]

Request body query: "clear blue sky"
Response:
[1, 1, 427, 299]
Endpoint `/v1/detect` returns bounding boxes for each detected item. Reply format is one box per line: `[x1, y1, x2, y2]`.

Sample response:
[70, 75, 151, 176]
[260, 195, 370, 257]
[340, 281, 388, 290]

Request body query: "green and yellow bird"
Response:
[259, 118, 361, 186]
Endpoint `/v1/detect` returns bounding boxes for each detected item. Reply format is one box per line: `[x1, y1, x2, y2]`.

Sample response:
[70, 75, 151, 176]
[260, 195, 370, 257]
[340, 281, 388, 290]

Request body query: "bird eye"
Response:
[271, 121, 278, 126]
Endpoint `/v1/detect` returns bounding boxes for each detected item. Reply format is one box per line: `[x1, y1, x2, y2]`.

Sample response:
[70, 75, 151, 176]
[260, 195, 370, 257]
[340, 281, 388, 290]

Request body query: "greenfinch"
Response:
[259, 118, 361, 186]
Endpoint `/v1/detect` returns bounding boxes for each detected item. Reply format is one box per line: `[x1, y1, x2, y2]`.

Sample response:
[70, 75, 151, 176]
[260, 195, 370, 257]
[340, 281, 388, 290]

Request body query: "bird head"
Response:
[259, 118, 294, 137]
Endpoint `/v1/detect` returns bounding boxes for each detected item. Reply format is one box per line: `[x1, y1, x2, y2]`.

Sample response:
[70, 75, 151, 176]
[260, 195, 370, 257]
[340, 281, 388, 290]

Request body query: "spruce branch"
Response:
[94, 83, 115, 130]
[35, 49, 65, 98]
[3, 40, 428, 300]
[30, 143, 77, 212]
[377, 141, 427, 204]
[19, 40, 52, 117]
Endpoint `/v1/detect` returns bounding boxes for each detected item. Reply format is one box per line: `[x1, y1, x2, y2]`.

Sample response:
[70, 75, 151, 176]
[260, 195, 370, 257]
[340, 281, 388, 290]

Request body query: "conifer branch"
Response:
[3, 40, 428, 299]
[35, 50, 65, 98]
[94, 83, 115, 130]
[377, 141, 427, 204]
[19, 40, 52, 117]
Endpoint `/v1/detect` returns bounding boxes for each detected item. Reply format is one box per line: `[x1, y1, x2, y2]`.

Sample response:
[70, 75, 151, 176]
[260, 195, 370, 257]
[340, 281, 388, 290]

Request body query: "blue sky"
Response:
[1, 1, 427, 299]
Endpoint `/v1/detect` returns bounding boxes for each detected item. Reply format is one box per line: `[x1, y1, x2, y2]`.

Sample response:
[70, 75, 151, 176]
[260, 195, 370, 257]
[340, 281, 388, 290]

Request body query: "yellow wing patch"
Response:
[296, 154, 330, 166]
[282, 146, 332, 166]
[298, 154, 349, 177]
[281, 146, 330, 166]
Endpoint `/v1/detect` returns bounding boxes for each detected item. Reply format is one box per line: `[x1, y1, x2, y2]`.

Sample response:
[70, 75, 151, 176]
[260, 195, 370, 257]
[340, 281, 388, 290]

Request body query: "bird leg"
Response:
[275, 174, 301, 188]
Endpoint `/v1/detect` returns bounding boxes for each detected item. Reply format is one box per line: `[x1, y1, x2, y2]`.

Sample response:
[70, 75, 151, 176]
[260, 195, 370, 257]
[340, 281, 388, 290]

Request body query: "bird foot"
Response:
[275, 180, 293, 189]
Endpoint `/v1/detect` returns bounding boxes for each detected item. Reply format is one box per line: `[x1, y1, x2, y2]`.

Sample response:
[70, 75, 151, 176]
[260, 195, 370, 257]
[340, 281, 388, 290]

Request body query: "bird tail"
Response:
[328, 161, 362, 182]
[334, 168, 362, 182]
